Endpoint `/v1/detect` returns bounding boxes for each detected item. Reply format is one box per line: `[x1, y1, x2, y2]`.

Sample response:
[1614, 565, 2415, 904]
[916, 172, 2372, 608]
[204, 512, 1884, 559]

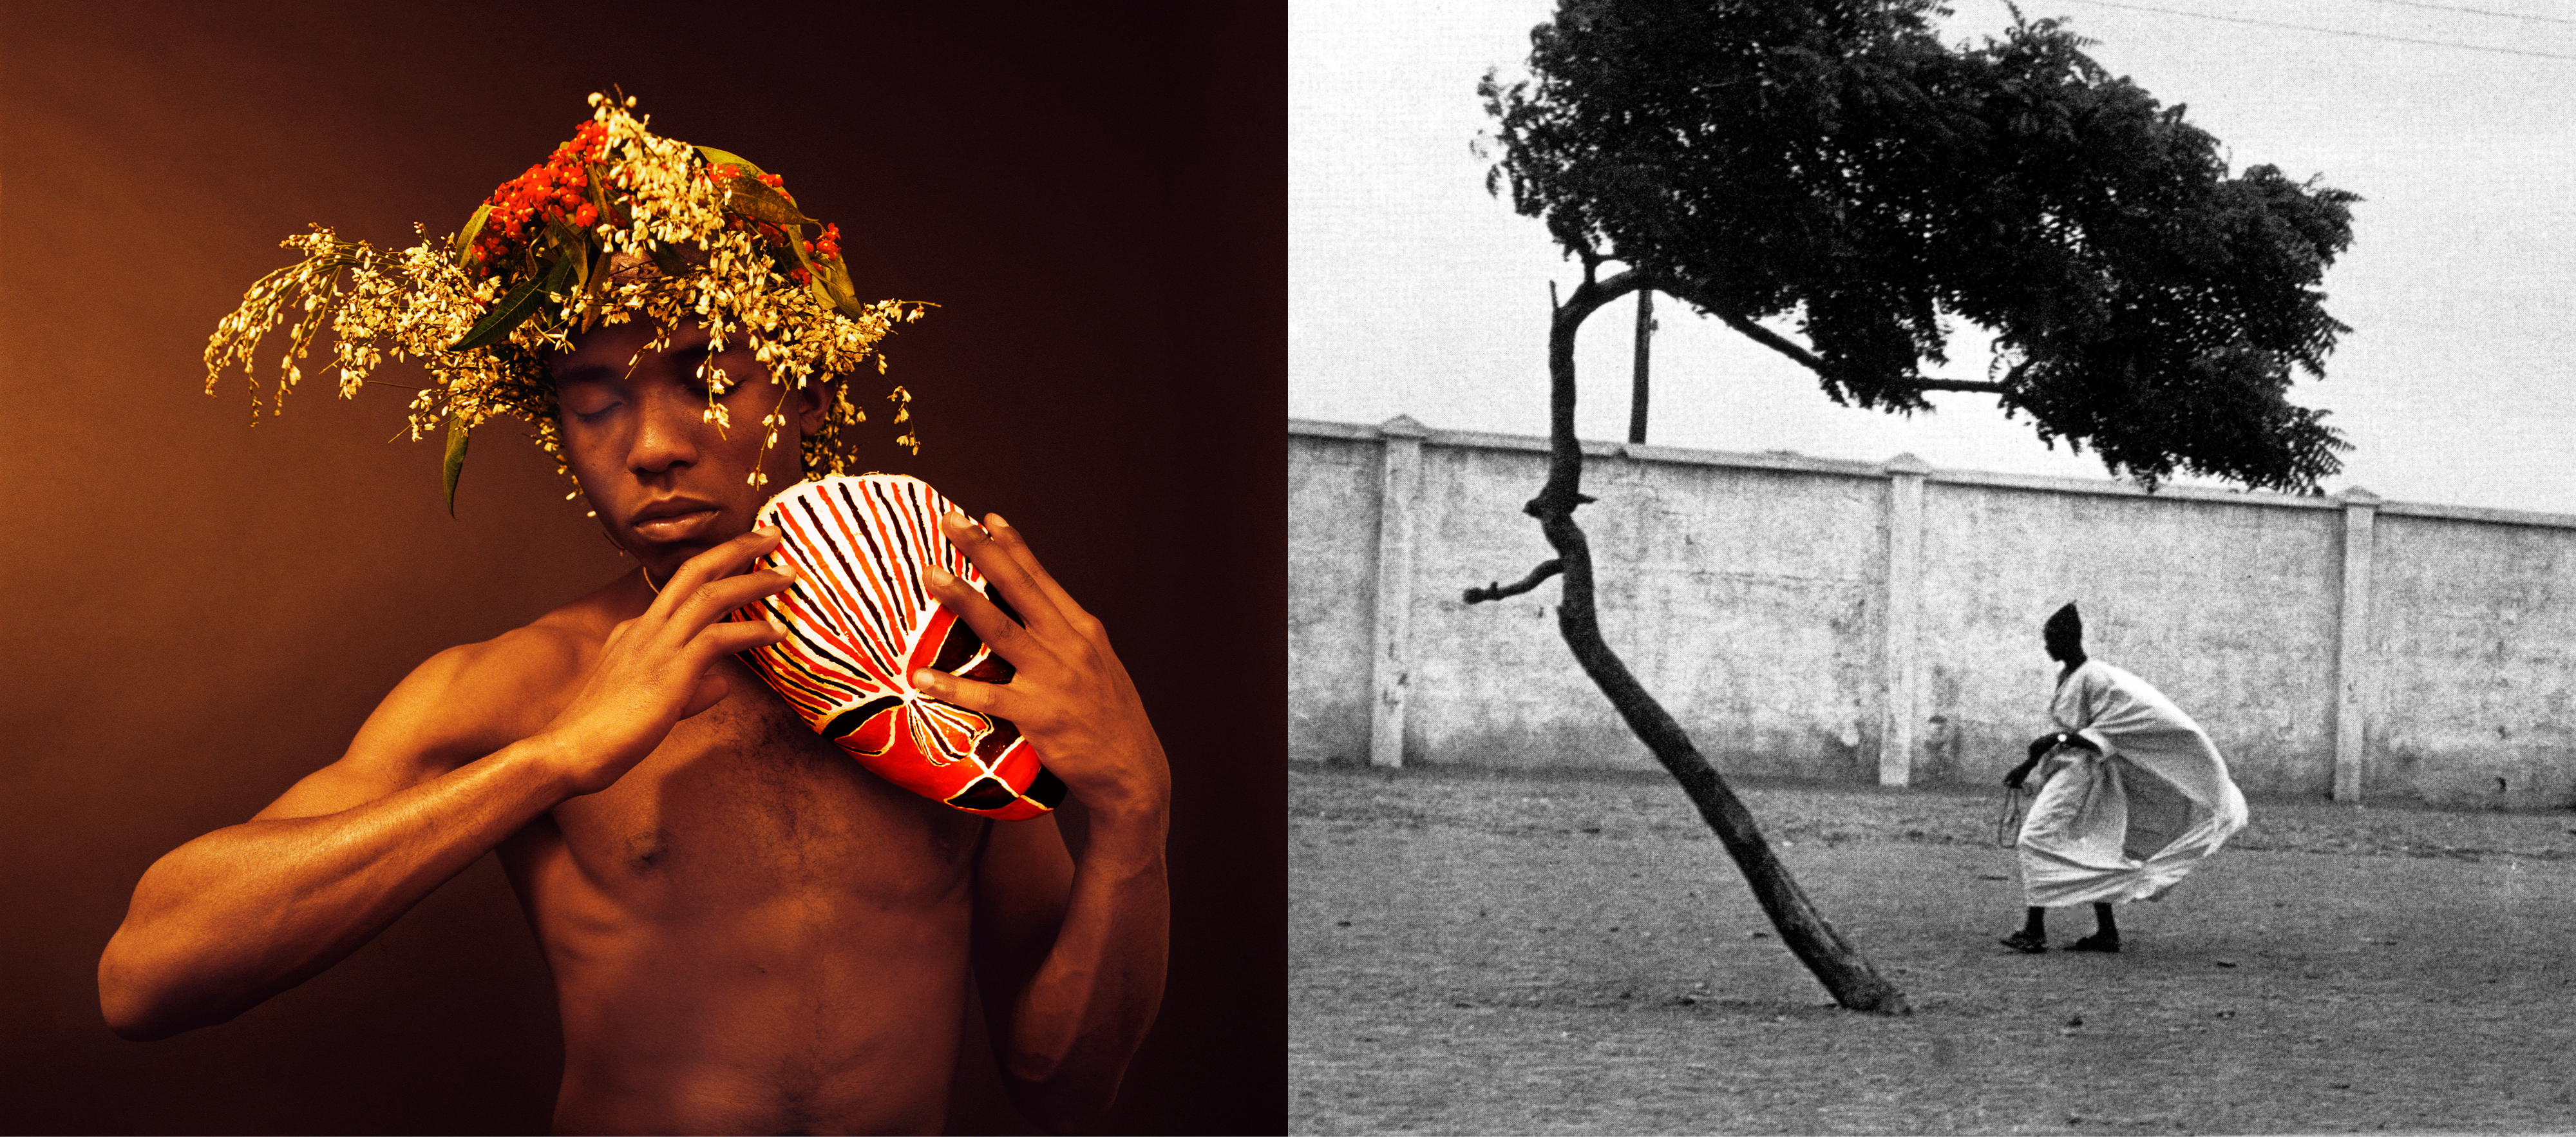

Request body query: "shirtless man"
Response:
[100, 101, 1168, 1134]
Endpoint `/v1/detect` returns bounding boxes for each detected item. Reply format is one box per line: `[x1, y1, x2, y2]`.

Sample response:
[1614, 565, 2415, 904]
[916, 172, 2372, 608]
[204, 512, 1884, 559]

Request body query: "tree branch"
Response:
[1701, 301, 1831, 372]
[1914, 378, 2008, 394]
[1527, 268, 1653, 521]
[1462, 559, 1564, 604]
[1644, 274, 2012, 399]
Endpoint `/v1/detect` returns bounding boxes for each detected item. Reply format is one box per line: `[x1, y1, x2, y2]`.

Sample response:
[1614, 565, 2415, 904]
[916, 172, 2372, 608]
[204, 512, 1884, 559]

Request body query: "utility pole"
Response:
[1627, 288, 1653, 444]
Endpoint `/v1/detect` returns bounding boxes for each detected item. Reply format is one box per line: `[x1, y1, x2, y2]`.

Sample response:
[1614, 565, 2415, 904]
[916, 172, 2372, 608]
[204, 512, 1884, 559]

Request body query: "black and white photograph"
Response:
[1293, 1, 2576, 1132]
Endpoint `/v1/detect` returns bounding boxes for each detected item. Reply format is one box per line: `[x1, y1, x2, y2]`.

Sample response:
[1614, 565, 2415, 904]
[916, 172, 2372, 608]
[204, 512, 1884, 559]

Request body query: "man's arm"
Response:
[2003, 730, 2102, 788]
[97, 529, 794, 1040]
[923, 511, 1170, 1133]
[969, 803, 1168, 1133]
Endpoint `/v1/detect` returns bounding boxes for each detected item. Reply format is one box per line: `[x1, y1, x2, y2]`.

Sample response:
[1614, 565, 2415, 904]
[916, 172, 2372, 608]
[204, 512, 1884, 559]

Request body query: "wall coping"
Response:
[1288, 417, 2576, 531]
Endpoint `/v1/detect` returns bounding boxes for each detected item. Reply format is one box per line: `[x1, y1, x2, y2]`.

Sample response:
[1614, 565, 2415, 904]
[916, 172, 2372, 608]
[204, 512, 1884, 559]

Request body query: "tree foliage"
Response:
[1481, 0, 2360, 491]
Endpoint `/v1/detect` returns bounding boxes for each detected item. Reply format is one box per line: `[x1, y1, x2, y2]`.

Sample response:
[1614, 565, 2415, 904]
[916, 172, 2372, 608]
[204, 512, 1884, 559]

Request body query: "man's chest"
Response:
[520, 664, 987, 913]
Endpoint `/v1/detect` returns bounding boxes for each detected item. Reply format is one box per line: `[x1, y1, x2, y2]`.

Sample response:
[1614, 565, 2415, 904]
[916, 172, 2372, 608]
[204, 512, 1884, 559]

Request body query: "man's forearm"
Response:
[98, 737, 577, 1040]
[998, 801, 1171, 1132]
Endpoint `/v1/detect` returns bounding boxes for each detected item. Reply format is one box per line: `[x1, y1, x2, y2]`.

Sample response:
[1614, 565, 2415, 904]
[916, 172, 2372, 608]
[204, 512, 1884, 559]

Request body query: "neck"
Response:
[598, 566, 665, 620]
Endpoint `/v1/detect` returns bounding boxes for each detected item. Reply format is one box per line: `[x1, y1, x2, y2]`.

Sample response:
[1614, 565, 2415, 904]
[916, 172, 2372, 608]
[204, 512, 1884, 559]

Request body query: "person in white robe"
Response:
[1996, 603, 2249, 953]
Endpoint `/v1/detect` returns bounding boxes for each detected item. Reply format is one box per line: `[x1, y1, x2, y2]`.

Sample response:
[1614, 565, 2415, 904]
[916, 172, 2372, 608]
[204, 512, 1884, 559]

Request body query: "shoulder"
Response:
[352, 578, 638, 772]
[412, 626, 586, 725]
[249, 577, 638, 821]
[2089, 661, 2154, 696]
[2052, 660, 2114, 711]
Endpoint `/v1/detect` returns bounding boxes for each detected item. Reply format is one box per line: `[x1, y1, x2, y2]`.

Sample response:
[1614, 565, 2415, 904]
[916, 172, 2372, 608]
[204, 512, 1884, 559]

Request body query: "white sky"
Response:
[1290, 0, 2576, 513]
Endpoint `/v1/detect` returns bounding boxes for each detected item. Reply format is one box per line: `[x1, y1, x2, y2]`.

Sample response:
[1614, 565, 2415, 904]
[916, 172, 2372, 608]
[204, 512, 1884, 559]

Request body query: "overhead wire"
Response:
[2055, 0, 2576, 61]
[2346, 0, 2576, 27]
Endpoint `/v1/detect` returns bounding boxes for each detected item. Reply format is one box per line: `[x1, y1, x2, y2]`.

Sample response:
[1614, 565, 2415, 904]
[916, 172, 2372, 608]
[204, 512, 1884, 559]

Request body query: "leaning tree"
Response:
[1469, 0, 2357, 1014]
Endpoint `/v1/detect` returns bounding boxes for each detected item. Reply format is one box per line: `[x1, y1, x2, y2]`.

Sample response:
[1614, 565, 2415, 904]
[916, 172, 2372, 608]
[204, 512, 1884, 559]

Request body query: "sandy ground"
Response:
[1289, 764, 2576, 1134]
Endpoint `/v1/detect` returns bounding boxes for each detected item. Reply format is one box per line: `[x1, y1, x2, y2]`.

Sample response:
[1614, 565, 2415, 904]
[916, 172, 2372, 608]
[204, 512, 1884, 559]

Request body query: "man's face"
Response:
[553, 317, 824, 577]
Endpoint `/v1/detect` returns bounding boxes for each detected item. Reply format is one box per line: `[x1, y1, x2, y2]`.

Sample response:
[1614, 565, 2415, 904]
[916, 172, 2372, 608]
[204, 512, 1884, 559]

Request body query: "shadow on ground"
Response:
[1290, 764, 2576, 1134]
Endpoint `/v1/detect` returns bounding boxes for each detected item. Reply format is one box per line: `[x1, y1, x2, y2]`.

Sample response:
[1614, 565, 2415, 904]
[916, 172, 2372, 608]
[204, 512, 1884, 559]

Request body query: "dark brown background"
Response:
[0, 3, 1284, 1133]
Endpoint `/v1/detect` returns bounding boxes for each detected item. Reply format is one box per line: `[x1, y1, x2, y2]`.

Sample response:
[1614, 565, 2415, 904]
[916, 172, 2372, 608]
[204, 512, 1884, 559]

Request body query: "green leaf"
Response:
[544, 216, 592, 294]
[585, 164, 621, 229]
[451, 272, 546, 350]
[454, 203, 492, 267]
[542, 215, 587, 265]
[696, 146, 817, 229]
[781, 222, 813, 272]
[539, 253, 578, 311]
[778, 229, 835, 309]
[450, 256, 575, 350]
[817, 256, 866, 320]
[724, 174, 819, 227]
[442, 416, 471, 517]
[694, 146, 768, 178]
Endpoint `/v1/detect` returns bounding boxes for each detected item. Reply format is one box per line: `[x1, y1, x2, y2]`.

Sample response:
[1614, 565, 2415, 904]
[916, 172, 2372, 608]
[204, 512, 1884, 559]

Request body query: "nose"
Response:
[626, 385, 701, 477]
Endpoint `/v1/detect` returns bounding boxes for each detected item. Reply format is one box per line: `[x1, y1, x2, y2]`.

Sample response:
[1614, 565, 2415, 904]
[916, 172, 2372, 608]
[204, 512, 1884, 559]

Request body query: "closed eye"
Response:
[674, 345, 721, 392]
[558, 379, 622, 421]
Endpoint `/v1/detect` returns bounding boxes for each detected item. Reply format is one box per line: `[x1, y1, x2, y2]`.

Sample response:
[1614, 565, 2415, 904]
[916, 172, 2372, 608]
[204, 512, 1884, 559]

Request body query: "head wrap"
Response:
[2043, 602, 2083, 647]
[203, 91, 927, 514]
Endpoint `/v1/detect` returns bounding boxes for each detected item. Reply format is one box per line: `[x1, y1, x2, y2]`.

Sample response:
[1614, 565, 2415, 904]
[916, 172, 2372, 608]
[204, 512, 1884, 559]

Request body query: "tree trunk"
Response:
[1628, 288, 1653, 444]
[1524, 269, 1909, 1015]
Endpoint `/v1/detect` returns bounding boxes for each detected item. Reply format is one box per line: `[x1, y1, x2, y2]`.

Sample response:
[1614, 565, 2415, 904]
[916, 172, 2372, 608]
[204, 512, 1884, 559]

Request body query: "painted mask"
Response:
[731, 473, 1063, 820]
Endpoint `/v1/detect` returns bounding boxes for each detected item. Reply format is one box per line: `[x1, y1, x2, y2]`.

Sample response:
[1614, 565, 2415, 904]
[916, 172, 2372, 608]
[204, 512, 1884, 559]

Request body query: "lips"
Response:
[627, 497, 724, 543]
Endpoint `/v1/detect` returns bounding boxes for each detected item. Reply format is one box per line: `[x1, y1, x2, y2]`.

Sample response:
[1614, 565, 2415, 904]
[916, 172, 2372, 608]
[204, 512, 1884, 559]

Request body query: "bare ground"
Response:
[1289, 764, 2576, 1135]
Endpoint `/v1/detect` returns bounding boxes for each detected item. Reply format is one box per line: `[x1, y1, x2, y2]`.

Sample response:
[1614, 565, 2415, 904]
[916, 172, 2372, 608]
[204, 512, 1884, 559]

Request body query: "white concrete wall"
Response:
[1287, 428, 1381, 765]
[1288, 417, 2576, 810]
[1909, 481, 2344, 801]
[2366, 513, 2576, 807]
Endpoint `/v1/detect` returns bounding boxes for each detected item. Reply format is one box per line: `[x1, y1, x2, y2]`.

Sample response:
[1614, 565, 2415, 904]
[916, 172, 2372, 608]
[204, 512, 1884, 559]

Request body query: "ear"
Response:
[794, 376, 835, 437]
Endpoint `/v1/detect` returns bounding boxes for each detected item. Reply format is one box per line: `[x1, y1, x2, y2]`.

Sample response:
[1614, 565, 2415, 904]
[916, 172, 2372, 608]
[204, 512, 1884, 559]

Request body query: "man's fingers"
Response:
[910, 666, 1027, 723]
[678, 672, 730, 720]
[690, 616, 787, 662]
[652, 525, 786, 614]
[666, 562, 797, 631]
[982, 513, 1104, 638]
[923, 562, 1044, 669]
[939, 509, 1067, 635]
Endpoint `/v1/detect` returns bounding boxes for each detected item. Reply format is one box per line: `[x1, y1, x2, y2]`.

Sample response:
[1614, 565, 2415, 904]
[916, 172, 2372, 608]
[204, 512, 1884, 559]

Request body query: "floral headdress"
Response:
[204, 91, 928, 514]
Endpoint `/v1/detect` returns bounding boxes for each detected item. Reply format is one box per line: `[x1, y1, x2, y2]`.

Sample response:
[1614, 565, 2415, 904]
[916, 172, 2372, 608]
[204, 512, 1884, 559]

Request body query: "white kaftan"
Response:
[2017, 659, 2249, 907]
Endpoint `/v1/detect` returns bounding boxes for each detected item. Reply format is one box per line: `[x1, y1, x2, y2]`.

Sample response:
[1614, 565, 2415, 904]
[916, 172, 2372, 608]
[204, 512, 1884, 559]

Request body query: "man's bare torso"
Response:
[489, 581, 990, 1134]
[106, 316, 1166, 1137]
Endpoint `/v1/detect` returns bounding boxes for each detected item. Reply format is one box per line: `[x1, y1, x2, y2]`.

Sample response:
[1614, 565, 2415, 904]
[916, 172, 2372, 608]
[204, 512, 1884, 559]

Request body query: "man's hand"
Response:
[928, 508, 1170, 1128]
[535, 526, 793, 796]
[96, 534, 788, 1039]
[913, 510, 1170, 821]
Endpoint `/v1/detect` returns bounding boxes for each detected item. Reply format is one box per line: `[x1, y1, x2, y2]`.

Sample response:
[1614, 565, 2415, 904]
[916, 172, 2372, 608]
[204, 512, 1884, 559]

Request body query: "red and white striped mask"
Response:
[729, 473, 1063, 820]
